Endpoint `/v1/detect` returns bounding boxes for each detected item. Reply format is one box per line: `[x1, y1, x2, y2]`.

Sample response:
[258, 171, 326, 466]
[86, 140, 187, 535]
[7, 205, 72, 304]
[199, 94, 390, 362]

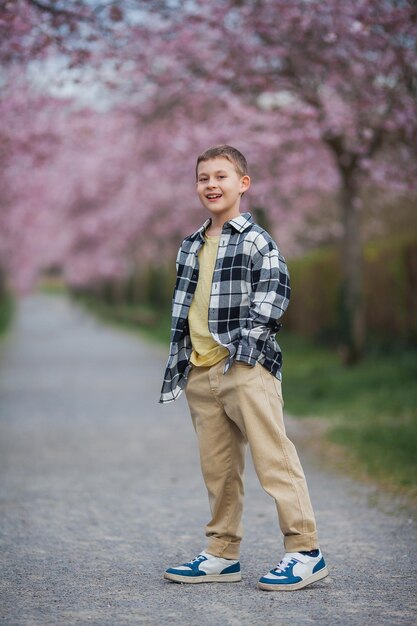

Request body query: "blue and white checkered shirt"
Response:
[159, 212, 291, 403]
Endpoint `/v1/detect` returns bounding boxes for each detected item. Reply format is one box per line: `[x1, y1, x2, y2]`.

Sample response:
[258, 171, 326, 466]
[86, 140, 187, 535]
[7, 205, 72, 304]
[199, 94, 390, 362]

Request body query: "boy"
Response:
[159, 145, 328, 591]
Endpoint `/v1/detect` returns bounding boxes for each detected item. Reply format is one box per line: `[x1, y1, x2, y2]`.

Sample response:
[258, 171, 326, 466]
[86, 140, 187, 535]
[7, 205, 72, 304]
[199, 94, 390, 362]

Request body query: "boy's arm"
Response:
[235, 237, 291, 366]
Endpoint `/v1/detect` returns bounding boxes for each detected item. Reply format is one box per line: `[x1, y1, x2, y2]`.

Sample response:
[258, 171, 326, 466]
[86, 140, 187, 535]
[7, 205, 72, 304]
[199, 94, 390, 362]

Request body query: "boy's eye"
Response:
[218, 175, 226, 179]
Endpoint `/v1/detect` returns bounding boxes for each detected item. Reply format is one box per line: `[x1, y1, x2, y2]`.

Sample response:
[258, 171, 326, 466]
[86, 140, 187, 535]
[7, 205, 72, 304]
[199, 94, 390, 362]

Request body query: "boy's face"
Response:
[196, 157, 250, 222]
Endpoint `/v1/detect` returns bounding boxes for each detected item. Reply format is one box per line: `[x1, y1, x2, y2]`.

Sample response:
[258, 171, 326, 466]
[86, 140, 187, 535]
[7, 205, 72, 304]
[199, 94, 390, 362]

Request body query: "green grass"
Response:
[279, 333, 417, 495]
[71, 291, 173, 345]
[39, 276, 68, 295]
[0, 291, 15, 338]
[70, 294, 417, 500]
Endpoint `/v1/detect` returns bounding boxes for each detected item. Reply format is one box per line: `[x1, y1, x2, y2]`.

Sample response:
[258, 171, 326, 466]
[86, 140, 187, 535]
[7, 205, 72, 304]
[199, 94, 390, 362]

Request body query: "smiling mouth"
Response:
[206, 194, 222, 200]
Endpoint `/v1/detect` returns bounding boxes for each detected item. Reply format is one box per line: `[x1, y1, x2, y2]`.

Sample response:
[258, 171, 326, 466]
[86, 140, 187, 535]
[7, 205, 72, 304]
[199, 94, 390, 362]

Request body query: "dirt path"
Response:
[0, 293, 415, 625]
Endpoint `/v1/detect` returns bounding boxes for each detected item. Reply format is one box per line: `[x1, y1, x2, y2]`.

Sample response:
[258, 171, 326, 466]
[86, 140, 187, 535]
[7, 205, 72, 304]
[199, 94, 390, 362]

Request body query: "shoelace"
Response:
[273, 557, 297, 573]
[185, 554, 207, 567]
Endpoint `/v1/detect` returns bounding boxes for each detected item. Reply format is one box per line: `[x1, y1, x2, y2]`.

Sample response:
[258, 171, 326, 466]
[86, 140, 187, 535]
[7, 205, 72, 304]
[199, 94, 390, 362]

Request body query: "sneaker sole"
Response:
[164, 572, 242, 584]
[258, 567, 329, 591]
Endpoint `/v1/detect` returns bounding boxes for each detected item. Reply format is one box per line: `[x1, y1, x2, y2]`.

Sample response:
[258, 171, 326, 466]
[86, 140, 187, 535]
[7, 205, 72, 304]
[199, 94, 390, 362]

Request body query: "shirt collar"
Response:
[227, 212, 254, 233]
[192, 212, 254, 241]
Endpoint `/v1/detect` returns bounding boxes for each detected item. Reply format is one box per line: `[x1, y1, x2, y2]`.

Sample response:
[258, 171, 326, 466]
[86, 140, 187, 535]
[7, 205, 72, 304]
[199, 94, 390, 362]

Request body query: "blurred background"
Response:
[0, 1, 416, 497]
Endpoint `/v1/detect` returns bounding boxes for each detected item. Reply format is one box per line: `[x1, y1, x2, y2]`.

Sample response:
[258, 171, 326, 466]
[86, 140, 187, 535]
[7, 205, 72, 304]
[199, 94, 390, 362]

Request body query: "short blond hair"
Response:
[196, 145, 249, 180]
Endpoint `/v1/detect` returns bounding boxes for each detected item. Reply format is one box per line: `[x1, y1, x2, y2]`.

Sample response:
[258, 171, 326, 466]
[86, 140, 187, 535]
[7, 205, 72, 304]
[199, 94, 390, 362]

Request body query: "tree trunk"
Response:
[339, 168, 365, 364]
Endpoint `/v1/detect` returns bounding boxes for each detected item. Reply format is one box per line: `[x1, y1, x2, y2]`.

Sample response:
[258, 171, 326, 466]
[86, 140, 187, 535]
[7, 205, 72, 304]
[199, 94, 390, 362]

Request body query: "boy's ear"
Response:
[240, 175, 251, 194]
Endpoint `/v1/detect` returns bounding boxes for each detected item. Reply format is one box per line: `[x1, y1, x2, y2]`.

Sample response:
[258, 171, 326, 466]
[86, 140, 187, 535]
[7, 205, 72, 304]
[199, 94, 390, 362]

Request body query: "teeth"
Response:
[207, 194, 221, 198]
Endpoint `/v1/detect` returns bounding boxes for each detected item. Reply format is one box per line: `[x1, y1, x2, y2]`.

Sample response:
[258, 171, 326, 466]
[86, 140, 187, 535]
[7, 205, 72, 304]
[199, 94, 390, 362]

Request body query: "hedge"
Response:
[284, 235, 417, 345]
[74, 234, 417, 348]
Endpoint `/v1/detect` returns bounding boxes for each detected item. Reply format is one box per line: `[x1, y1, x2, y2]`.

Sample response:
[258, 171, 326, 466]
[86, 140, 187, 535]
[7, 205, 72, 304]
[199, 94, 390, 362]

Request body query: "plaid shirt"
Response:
[159, 212, 291, 403]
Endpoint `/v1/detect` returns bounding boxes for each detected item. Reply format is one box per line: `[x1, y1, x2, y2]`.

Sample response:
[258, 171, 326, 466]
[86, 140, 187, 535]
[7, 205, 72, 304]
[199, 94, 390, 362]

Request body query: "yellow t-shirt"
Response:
[189, 235, 229, 366]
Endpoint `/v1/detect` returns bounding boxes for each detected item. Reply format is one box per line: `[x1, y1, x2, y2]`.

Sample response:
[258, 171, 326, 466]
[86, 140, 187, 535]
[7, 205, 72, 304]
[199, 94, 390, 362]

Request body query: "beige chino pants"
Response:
[185, 357, 319, 560]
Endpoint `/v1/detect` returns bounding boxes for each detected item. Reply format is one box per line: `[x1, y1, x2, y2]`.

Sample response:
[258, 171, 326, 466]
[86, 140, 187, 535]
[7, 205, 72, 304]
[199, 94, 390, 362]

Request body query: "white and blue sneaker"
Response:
[258, 550, 328, 591]
[164, 551, 241, 584]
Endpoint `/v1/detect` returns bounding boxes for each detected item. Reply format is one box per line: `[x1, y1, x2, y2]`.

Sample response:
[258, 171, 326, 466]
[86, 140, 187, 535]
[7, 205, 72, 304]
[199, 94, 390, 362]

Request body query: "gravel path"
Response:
[0, 293, 416, 626]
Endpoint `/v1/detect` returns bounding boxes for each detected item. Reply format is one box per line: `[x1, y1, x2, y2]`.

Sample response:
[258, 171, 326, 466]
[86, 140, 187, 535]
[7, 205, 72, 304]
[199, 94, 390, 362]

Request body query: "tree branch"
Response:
[27, 0, 92, 22]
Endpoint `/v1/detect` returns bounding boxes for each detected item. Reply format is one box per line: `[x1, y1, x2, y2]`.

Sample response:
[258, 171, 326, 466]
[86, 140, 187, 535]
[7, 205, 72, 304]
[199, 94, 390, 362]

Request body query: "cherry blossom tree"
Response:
[1, 0, 416, 363]
[131, 0, 417, 362]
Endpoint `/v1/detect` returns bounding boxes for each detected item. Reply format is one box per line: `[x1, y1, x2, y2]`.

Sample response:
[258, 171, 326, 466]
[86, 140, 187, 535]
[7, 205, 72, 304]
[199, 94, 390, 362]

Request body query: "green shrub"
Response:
[284, 235, 417, 347]
[0, 294, 14, 337]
